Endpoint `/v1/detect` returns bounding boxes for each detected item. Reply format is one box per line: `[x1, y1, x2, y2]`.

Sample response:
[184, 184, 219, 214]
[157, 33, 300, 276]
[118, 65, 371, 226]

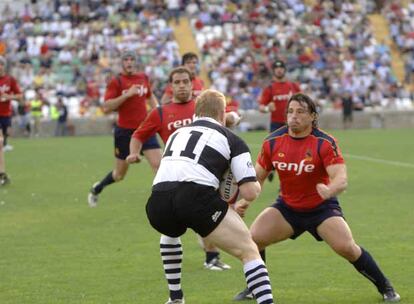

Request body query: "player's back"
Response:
[154, 117, 231, 189]
[153, 116, 254, 193]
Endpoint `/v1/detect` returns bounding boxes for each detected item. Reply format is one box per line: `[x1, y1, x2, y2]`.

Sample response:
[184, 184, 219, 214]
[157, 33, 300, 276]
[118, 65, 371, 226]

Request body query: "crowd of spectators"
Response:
[189, 0, 413, 111]
[0, 0, 413, 123]
[0, 0, 181, 119]
[382, 0, 414, 85]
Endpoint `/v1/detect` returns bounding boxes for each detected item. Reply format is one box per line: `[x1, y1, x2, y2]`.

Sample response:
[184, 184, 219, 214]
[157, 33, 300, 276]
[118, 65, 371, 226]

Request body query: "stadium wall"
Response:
[11, 110, 414, 137]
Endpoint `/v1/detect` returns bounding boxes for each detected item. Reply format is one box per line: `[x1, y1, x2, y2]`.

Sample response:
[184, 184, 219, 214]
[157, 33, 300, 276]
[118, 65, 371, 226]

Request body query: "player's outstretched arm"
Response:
[234, 163, 269, 217]
[147, 94, 159, 109]
[235, 179, 261, 217]
[2, 93, 23, 102]
[126, 137, 143, 164]
[316, 164, 348, 200]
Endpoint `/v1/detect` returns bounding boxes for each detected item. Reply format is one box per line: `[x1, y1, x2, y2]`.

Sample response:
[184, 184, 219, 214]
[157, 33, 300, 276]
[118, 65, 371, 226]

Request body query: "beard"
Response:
[175, 91, 191, 103]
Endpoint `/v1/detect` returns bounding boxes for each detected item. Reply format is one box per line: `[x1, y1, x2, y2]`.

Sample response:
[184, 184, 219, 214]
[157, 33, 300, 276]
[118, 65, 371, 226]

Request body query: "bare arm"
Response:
[126, 137, 143, 164]
[238, 180, 261, 202]
[1, 93, 23, 103]
[147, 94, 159, 109]
[234, 163, 269, 217]
[316, 164, 348, 200]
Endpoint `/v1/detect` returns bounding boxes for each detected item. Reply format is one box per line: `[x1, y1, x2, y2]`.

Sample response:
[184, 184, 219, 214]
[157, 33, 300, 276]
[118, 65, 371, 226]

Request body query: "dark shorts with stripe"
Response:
[146, 182, 229, 238]
[272, 196, 344, 241]
[114, 125, 160, 160]
[0, 116, 11, 137]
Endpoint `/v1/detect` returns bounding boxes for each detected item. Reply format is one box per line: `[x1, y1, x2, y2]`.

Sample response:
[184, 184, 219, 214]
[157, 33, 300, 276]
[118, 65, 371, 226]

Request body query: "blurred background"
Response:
[0, 0, 413, 136]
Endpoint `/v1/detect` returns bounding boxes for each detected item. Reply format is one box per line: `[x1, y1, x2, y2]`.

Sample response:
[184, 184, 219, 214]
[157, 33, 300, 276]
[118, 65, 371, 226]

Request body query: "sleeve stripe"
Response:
[238, 176, 257, 186]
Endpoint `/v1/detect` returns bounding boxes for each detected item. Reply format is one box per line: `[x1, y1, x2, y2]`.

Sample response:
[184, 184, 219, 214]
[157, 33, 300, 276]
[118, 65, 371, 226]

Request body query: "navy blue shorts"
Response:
[114, 125, 160, 160]
[272, 197, 344, 241]
[0, 116, 11, 137]
[147, 182, 229, 238]
[270, 122, 285, 132]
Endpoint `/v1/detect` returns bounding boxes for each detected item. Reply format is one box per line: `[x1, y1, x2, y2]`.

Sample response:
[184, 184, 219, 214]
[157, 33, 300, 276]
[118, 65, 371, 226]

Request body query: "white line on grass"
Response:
[248, 144, 414, 169]
[343, 154, 414, 169]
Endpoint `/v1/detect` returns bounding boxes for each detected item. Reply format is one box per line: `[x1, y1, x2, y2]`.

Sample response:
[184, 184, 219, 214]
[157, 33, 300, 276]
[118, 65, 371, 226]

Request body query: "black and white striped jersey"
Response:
[153, 117, 257, 189]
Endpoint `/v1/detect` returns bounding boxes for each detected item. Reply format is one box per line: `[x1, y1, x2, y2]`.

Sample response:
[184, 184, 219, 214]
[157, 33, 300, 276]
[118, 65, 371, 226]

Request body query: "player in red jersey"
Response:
[88, 50, 162, 207]
[127, 67, 196, 153]
[127, 67, 231, 280]
[234, 93, 400, 302]
[259, 59, 301, 182]
[259, 60, 301, 132]
[0, 56, 23, 186]
[160, 52, 204, 105]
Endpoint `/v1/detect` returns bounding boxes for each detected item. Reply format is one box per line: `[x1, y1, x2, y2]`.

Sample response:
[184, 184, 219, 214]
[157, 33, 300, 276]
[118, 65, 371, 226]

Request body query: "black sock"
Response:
[260, 249, 266, 263]
[206, 251, 219, 263]
[170, 290, 183, 301]
[351, 247, 388, 293]
[94, 171, 115, 194]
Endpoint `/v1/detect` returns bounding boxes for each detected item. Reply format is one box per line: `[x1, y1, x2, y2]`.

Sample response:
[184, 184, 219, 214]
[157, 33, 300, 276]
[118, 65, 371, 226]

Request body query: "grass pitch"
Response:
[0, 129, 413, 304]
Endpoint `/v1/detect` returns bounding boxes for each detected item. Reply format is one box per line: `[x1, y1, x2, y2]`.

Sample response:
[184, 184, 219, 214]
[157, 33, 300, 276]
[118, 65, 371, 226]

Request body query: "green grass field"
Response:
[1, 129, 413, 304]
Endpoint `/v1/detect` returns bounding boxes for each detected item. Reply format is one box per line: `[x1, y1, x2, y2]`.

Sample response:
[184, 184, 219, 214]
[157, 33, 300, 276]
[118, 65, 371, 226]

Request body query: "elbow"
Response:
[341, 177, 348, 192]
[240, 181, 261, 201]
[102, 105, 111, 114]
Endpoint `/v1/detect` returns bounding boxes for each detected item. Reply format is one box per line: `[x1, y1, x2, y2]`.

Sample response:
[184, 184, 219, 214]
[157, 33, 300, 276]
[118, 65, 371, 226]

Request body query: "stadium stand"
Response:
[189, 0, 413, 111]
[0, 0, 413, 136]
[1, 1, 181, 118]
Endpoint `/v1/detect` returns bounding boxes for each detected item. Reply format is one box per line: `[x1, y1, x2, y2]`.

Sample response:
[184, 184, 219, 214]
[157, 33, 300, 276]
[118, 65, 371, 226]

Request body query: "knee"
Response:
[250, 228, 267, 251]
[238, 241, 261, 263]
[113, 171, 125, 182]
[332, 241, 360, 261]
[202, 239, 217, 251]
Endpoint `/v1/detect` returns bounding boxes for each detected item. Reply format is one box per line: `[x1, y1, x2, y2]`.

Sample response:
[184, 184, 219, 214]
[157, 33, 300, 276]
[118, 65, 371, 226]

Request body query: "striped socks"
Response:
[244, 259, 274, 304]
[160, 235, 183, 301]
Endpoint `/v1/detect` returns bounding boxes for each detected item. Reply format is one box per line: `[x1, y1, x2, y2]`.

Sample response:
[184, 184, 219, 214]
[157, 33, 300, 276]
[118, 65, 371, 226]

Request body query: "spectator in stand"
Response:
[166, 0, 181, 25]
[54, 97, 68, 136]
[342, 90, 354, 129]
[17, 99, 31, 137]
[29, 89, 46, 137]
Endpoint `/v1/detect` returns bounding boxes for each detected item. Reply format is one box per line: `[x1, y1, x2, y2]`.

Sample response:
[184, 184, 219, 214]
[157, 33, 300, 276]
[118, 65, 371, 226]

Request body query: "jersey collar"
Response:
[194, 116, 221, 125]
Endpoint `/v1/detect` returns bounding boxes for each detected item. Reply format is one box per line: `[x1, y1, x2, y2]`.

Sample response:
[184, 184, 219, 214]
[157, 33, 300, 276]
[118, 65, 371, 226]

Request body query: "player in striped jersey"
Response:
[127, 67, 231, 272]
[234, 93, 400, 302]
[146, 89, 275, 304]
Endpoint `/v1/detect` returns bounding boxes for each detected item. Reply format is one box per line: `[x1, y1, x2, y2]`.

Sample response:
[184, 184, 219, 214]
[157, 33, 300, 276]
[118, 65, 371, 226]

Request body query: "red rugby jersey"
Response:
[163, 77, 204, 102]
[257, 127, 344, 210]
[0, 75, 21, 117]
[104, 73, 152, 129]
[132, 99, 196, 144]
[259, 81, 300, 124]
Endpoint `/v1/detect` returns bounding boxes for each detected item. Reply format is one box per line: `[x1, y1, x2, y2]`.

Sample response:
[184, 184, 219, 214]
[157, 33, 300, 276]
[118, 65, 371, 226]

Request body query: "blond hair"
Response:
[195, 89, 226, 120]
